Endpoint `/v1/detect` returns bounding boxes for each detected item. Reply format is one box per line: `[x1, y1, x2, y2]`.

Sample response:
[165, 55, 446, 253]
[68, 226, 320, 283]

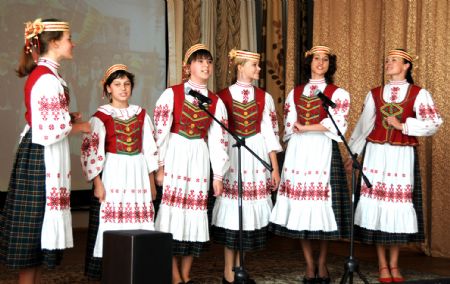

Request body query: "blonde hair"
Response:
[228, 49, 260, 82]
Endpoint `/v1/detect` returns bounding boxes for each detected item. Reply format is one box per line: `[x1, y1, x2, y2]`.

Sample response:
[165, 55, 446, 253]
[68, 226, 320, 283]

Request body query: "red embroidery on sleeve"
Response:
[154, 104, 170, 126]
[284, 103, 290, 119]
[270, 111, 278, 130]
[333, 98, 350, 115]
[419, 103, 439, 120]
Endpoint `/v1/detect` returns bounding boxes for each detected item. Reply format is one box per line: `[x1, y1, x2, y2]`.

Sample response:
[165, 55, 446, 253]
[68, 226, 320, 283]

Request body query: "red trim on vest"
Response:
[170, 83, 218, 139]
[218, 86, 265, 136]
[24, 66, 55, 126]
[293, 84, 338, 125]
[366, 85, 420, 146]
[94, 109, 146, 154]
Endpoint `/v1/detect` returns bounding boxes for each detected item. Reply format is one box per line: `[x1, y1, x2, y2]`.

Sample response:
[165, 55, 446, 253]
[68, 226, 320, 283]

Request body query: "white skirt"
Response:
[354, 142, 418, 233]
[212, 133, 273, 231]
[94, 153, 155, 257]
[155, 133, 211, 242]
[270, 132, 338, 232]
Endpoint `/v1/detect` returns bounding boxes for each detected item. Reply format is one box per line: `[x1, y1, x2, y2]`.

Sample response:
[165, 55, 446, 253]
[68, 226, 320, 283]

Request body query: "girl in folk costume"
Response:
[81, 64, 159, 280]
[270, 45, 351, 284]
[0, 18, 90, 284]
[154, 44, 229, 284]
[211, 49, 282, 284]
[345, 49, 443, 283]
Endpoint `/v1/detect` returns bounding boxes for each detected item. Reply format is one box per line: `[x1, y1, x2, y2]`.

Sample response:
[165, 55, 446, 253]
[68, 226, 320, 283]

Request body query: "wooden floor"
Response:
[266, 234, 450, 278]
[65, 225, 450, 279]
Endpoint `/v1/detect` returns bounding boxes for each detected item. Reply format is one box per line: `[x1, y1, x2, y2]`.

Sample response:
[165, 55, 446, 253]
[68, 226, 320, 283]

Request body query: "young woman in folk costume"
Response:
[81, 64, 159, 280]
[269, 46, 351, 284]
[154, 44, 229, 284]
[0, 18, 90, 284]
[346, 49, 443, 283]
[210, 49, 282, 284]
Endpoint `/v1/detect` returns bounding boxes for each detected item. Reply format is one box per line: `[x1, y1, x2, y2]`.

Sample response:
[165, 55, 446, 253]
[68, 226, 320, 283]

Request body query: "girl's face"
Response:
[310, 52, 329, 79]
[239, 59, 261, 81]
[188, 56, 213, 84]
[385, 56, 409, 79]
[106, 76, 132, 107]
[53, 31, 74, 60]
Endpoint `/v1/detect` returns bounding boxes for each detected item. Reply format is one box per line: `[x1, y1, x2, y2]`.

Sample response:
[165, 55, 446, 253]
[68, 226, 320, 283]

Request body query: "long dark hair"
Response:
[389, 48, 414, 84]
[16, 19, 66, 77]
[404, 60, 414, 84]
[303, 53, 337, 84]
[398, 48, 414, 84]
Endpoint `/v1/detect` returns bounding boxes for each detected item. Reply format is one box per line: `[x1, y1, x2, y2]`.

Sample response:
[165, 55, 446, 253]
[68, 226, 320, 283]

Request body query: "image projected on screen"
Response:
[0, 0, 166, 191]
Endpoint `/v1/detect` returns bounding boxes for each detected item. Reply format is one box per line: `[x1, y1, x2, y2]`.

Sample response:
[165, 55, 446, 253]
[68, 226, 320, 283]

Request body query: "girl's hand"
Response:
[71, 121, 91, 134]
[271, 169, 281, 191]
[156, 166, 164, 186]
[293, 121, 305, 133]
[149, 173, 157, 201]
[93, 176, 106, 203]
[70, 112, 82, 122]
[213, 180, 224, 197]
[344, 158, 353, 174]
[79, 121, 91, 133]
[385, 116, 403, 130]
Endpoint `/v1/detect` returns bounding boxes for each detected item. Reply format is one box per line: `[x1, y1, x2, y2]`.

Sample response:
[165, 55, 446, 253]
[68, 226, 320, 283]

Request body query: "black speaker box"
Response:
[102, 230, 172, 284]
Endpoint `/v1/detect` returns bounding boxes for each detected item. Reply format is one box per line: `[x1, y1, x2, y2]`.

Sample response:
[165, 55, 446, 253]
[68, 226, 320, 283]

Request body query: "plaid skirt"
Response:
[84, 191, 102, 280]
[211, 225, 269, 251]
[269, 141, 351, 240]
[0, 130, 62, 269]
[173, 240, 209, 257]
[354, 146, 425, 245]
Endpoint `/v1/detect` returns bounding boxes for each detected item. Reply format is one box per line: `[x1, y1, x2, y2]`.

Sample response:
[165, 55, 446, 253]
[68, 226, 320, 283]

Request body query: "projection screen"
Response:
[0, 0, 167, 191]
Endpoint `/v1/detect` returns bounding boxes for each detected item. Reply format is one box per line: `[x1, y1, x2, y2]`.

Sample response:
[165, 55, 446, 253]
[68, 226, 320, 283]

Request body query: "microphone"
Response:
[314, 89, 336, 108]
[185, 87, 212, 105]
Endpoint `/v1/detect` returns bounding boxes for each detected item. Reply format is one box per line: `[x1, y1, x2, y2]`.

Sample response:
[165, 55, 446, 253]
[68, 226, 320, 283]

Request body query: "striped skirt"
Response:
[172, 240, 208, 257]
[354, 147, 424, 245]
[269, 141, 351, 240]
[211, 225, 269, 251]
[84, 192, 102, 280]
[0, 130, 62, 269]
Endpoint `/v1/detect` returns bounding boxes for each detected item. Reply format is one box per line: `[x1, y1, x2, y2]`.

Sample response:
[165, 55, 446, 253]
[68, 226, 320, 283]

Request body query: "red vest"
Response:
[218, 86, 265, 137]
[293, 84, 338, 125]
[366, 85, 420, 146]
[170, 83, 218, 139]
[94, 109, 146, 155]
[24, 66, 69, 126]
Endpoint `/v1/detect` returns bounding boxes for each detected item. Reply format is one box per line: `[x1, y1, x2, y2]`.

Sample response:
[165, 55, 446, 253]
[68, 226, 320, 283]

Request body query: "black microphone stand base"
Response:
[318, 103, 372, 284]
[196, 103, 270, 284]
[233, 266, 253, 284]
[339, 257, 369, 284]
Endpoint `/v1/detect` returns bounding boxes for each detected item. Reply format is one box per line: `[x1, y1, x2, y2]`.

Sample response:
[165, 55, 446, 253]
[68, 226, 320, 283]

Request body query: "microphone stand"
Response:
[198, 102, 273, 284]
[319, 102, 371, 284]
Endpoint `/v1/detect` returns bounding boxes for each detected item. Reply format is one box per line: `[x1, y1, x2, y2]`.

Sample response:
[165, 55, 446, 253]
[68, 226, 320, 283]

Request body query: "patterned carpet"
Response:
[1, 245, 449, 284]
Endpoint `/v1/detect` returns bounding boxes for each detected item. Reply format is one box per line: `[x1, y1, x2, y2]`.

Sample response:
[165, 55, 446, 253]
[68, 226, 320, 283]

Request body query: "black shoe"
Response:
[185, 281, 195, 284]
[302, 266, 317, 284]
[317, 277, 330, 284]
[229, 277, 256, 284]
[317, 267, 331, 284]
[222, 277, 233, 284]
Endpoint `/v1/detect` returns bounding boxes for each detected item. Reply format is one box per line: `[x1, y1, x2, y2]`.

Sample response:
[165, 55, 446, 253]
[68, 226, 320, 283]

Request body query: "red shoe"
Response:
[390, 267, 405, 283]
[378, 267, 393, 283]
